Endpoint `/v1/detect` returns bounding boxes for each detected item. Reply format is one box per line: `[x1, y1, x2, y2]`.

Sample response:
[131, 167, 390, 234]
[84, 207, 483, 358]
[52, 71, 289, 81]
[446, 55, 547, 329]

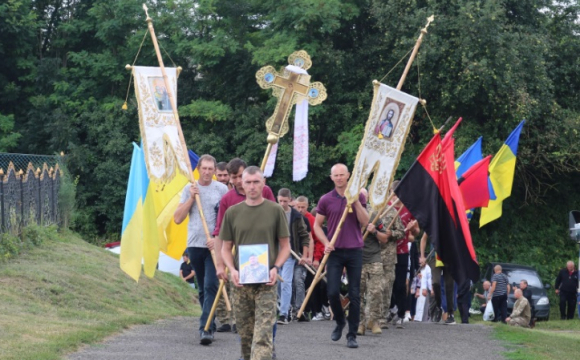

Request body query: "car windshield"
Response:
[505, 269, 543, 288]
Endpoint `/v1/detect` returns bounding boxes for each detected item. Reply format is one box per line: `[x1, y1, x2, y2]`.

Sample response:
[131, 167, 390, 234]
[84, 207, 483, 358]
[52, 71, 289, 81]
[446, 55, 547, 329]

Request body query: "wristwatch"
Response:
[274, 265, 281, 273]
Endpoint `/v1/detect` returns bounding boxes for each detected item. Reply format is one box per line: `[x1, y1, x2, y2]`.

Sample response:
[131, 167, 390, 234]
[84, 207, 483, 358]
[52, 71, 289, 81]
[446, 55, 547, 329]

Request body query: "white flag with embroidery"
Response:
[132, 66, 190, 184]
[345, 82, 419, 210]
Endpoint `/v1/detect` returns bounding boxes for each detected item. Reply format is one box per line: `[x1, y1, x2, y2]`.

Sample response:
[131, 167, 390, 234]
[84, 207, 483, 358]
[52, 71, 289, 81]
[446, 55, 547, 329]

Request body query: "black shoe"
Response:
[216, 324, 231, 332]
[200, 331, 213, 345]
[331, 323, 346, 341]
[277, 315, 289, 325]
[445, 314, 456, 325]
[232, 324, 237, 333]
[347, 336, 359, 348]
[298, 314, 310, 322]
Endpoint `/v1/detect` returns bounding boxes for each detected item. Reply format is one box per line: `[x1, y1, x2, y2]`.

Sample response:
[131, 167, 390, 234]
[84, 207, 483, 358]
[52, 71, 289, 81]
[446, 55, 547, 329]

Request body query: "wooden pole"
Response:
[396, 15, 434, 91]
[260, 142, 275, 173]
[290, 249, 326, 283]
[140, 4, 231, 328]
[362, 197, 399, 240]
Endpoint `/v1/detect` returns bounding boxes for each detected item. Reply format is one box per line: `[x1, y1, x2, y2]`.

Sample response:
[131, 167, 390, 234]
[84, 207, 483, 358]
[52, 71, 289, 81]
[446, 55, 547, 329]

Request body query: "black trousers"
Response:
[492, 294, 508, 323]
[327, 248, 362, 339]
[393, 253, 409, 318]
[559, 291, 577, 320]
[457, 296, 470, 324]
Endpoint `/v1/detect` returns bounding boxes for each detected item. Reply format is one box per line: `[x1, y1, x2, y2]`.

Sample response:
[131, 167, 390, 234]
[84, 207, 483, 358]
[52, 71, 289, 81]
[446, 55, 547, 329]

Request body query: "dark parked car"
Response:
[479, 263, 551, 321]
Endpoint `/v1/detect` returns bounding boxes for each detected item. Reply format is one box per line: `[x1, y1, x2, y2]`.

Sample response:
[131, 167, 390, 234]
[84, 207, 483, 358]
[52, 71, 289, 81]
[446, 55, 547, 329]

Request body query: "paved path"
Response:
[67, 317, 506, 360]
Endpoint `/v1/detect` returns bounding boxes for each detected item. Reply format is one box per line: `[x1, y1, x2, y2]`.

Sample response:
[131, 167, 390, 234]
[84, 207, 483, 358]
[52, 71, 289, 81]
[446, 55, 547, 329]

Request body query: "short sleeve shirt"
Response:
[179, 181, 228, 248]
[491, 273, 509, 297]
[316, 190, 366, 249]
[220, 200, 290, 269]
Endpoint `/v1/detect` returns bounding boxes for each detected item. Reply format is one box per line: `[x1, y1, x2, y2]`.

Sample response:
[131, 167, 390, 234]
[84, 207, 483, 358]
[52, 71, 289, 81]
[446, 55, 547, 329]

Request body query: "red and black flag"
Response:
[395, 126, 480, 284]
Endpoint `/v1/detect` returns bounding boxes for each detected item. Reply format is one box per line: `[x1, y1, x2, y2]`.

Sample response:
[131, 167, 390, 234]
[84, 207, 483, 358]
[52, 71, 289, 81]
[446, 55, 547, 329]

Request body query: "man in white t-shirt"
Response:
[174, 154, 228, 345]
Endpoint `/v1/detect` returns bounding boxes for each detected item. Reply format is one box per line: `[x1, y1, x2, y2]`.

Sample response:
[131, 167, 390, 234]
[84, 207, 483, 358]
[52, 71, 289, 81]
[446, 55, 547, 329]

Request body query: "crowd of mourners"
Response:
[176, 155, 579, 359]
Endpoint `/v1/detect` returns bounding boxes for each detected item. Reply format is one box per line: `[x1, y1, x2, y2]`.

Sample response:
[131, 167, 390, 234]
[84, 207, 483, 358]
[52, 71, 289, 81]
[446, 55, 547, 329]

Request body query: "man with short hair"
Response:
[555, 260, 579, 320]
[221, 166, 290, 360]
[174, 154, 228, 345]
[506, 289, 531, 328]
[488, 265, 511, 323]
[216, 161, 232, 190]
[180, 252, 196, 289]
[296, 198, 328, 321]
[314, 164, 369, 349]
[213, 158, 276, 279]
[514, 279, 535, 326]
[277, 188, 311, 324]
[475, 280, 491, 313]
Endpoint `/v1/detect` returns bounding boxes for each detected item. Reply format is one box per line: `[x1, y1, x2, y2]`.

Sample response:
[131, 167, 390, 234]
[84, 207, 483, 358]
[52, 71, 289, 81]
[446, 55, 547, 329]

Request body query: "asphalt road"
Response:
[67, 317, 506, 360]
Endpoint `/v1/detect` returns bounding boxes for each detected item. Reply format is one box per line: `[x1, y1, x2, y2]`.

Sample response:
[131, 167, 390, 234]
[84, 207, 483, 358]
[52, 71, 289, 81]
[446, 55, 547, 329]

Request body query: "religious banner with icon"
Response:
[256, 50, 327, 181]
[132, 66, 190, 184]
[238, 244, 270, 285]
[345, 81, 419, 210]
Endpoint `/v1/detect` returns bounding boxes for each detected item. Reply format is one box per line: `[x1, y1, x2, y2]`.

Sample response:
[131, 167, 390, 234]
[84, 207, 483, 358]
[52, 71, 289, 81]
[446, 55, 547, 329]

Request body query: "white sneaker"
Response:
[322, 305, 331, 320]
[312, 312, 325, 321]
[403, 313, 412, 323]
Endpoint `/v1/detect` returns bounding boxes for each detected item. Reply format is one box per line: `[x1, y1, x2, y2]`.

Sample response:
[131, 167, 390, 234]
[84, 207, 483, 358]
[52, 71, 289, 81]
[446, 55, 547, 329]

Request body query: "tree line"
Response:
[1, 0, 579, 282]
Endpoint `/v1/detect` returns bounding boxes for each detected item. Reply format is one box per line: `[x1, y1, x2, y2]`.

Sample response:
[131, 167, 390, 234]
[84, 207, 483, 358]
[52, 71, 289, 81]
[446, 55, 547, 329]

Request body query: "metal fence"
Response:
[0, 153, 63, 235]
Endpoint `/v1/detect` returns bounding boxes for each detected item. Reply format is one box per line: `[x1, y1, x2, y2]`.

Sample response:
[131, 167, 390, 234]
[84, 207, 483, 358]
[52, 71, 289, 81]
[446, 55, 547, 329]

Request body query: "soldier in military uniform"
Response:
[358, 192, 391, 335]
[378, 203, 405, 328]
[507, 289, 531, 328]
[221, 166, 290, 360]
[241, 254, 269, 283]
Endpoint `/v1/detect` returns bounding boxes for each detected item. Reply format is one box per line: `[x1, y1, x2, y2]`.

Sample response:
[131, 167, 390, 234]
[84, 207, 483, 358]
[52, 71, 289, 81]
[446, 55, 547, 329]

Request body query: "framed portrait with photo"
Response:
[238, 244, 270, 285]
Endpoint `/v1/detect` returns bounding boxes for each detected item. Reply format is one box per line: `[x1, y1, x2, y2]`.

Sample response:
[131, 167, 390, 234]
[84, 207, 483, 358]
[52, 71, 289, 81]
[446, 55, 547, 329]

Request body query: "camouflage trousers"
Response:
[360, 262, 384, 324]
[509, 317, 530, 328]
[235, 284, 277, 360]
[216, 276, 236, 326]
[381, 262, 396, 318]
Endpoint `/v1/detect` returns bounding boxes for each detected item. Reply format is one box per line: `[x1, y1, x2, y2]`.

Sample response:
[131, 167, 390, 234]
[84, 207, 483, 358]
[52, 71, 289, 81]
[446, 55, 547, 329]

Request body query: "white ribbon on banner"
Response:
[263, 65, 309, 180]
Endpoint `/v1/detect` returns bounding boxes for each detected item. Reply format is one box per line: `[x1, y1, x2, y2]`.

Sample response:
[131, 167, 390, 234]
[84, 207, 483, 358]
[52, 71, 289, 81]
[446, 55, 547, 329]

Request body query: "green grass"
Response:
[469, 310, 580, 359]
[0, 229, 200, 360]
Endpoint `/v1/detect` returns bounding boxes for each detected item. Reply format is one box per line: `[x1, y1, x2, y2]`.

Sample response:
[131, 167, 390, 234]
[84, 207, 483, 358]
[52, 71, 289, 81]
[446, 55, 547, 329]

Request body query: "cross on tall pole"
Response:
[255, 50, 327, 171]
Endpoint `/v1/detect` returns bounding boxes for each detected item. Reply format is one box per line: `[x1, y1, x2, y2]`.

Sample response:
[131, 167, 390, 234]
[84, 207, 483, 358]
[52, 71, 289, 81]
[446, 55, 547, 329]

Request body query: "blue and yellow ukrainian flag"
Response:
[455, 137, 483, 221]
[121, 145, 203, 281]
[480, 120, 526, 227]
[120, 143, 150, 281]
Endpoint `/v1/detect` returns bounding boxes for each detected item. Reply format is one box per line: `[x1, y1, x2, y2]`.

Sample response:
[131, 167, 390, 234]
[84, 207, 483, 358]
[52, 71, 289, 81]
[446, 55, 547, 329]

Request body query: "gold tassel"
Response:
[122, 102, 128, 110]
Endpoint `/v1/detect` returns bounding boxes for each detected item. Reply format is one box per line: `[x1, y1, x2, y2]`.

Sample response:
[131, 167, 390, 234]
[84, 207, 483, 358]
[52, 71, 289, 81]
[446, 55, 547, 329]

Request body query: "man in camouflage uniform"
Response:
[220, 166, 290, 360]
[379, 202, 405, 328]
[507, 289, 531, 328]
[358, 194, 389, 335]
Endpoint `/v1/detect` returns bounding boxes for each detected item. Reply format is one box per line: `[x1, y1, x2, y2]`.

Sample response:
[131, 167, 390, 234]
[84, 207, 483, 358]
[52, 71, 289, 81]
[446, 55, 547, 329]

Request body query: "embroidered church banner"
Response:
[132, 66, 190, 184]
[345, 82, 419, 210]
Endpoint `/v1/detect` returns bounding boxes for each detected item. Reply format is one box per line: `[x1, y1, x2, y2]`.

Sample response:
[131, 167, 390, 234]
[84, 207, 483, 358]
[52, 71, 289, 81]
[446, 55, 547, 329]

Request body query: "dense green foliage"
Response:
[1, 0, 579, 281]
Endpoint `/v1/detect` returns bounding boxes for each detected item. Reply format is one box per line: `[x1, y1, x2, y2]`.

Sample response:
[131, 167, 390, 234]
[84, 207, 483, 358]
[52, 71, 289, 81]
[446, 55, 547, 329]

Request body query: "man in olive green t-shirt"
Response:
[221, 166, 290, 360]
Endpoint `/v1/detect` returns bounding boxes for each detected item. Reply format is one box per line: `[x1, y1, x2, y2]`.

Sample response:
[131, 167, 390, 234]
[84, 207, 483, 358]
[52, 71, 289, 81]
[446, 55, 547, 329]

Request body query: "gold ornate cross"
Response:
[256, 51, 327, 147]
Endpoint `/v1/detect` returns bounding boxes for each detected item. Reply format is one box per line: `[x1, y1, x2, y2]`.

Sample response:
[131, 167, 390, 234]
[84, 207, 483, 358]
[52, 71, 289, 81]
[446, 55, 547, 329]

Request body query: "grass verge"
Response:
[0, 228, 200, 360]
[469, 312, 580, 359]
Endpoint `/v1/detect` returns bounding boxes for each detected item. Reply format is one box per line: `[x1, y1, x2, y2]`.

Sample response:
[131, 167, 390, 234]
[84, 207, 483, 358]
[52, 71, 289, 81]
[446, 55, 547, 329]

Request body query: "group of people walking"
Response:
[174, 155, 579, 360]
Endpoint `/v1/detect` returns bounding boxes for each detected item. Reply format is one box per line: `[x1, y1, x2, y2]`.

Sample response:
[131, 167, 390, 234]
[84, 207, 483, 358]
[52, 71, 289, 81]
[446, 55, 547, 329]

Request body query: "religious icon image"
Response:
[238, 244, 270, 284]
[148, 77, 172, 112]
[374, 98, 405, 140]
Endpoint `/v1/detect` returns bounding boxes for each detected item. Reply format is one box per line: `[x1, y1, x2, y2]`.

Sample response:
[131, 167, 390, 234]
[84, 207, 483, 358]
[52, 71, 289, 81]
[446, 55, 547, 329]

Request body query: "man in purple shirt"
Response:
[314, 163, 369, 349]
